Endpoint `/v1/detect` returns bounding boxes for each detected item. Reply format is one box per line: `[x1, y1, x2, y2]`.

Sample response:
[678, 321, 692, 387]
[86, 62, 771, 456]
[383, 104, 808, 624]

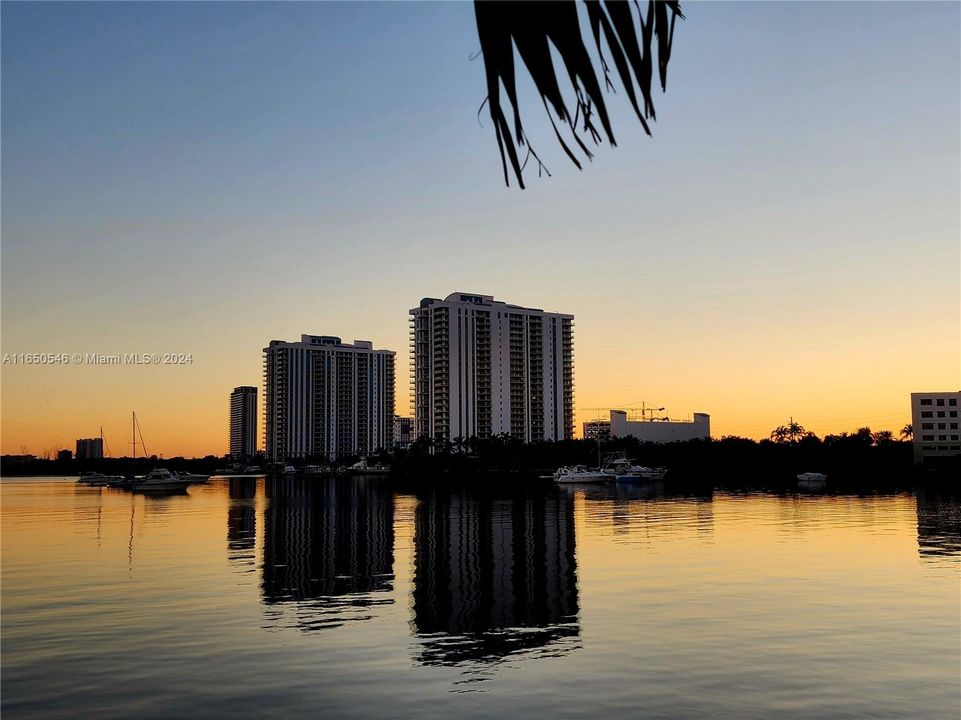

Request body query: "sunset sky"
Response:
[2, 1, 958, 458]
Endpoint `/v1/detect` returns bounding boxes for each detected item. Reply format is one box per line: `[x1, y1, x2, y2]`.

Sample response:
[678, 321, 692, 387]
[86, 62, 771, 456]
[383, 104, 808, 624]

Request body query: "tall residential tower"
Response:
[229, 386, 258, 461]
[410, 292, 573, 443]
[263, 335, 395, 462]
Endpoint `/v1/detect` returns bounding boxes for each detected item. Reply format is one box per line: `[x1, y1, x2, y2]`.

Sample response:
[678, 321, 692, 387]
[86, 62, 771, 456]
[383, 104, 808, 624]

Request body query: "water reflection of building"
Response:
[227, 478, 257, 567]
[412, 489, 579, 666]
[916, 488, 961, 559]
[261, 476, 394, 632]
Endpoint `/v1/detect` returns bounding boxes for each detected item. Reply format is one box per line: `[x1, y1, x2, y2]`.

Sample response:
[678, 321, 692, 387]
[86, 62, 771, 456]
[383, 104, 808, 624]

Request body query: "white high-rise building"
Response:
[229, 386, 258, 461]
[410, 292, 574, 443]
[911, 391, 961, 464]
[263, 335, 395, 462]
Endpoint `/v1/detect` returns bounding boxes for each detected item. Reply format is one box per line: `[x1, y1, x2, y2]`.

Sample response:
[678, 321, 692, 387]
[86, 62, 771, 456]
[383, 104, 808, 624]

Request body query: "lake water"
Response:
[2, 477, 958, 719]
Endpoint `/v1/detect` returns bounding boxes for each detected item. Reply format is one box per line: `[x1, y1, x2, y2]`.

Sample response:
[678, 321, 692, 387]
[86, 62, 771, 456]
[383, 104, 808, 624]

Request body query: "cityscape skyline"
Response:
[2, 2, 958, 458]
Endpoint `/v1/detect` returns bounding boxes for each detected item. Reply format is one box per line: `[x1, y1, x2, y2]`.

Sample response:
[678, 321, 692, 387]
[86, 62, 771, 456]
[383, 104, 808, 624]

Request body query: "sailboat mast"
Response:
[132, 411, 136, 461]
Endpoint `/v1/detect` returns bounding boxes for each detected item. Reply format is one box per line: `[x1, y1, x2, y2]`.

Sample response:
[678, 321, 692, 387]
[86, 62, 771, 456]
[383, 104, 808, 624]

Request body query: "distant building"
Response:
[410, 292, 574, 443]
[394, 416, 414, 450]
[57, 449, 73, 462]
[609, 410, 710, 443]
[583, 420, 611, 441]
[230, 386, 258, 461]
[263, 335, 395, 462]
[911, 391, 961, 464]
[75, 437, 104, 459]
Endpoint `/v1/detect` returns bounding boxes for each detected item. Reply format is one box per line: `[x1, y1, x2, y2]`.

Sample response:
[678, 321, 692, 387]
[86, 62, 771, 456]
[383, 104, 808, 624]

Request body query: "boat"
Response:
[242, 465, 263, 473]
[554, 465, 609, 484]
[282, 465, 296, 475]
[177, 471, 210, 484]
[347, 458, 390, 475]
[304, 464, 325, 475]
[797, 472, 827, 489]
[615, 466, 668, 482]
[76, 471, 125, 487]
[130, 468, 194, 492]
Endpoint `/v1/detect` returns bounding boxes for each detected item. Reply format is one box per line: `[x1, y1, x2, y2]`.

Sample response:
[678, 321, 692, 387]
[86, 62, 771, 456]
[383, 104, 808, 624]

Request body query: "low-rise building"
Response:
[911, 391, 961, 464]
[609, 410, 710, 443]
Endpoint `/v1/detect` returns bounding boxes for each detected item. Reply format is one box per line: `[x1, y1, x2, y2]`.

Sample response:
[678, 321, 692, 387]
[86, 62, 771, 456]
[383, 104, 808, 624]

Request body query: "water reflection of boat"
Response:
[412, 488, 580, 666]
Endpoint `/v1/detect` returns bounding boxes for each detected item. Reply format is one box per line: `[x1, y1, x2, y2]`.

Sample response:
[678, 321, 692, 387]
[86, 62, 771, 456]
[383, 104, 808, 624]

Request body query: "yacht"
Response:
[348, 458, 390, 475]
[131, 468, 193, 492]
[554, 465, 609, 484]
[77, 471, 125, 487]
[177, 471, 210, 484]
[615, 466, 668, 482]
[797, 472, 827, 489]
[282, 465, 296, 475]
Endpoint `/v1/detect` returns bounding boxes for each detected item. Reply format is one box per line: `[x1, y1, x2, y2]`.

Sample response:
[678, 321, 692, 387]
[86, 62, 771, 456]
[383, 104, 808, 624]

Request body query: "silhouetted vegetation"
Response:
[390, 427, 954, 490]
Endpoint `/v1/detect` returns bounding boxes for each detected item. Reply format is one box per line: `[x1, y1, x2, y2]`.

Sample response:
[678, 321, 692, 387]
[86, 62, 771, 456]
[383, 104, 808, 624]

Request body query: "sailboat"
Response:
[125, 412, 200, 492]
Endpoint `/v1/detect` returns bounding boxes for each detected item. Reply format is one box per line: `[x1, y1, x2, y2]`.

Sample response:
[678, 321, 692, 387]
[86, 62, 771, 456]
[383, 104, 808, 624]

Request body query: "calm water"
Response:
[2, 477, 959, 719]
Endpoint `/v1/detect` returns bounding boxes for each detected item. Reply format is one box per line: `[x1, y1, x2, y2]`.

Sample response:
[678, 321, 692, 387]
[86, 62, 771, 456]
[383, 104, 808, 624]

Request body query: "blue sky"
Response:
[2, 1, 959, 453]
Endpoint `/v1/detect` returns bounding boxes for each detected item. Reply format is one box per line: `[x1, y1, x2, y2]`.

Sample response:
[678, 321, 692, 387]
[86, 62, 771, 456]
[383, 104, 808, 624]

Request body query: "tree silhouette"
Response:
[872, 430, 895, 446]
[900, 424, 913, 441]
[474, 0, 684, 188]
[770, 421, 806, 444]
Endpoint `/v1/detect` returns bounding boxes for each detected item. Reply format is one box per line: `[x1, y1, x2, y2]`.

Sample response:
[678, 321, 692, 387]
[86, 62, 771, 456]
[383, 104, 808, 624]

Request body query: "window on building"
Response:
[920, 399, 933, 405]
[950, 399, 958, 406]
[951, 423, 959, 430]
[922, 423, 934, 429]
[937, 411, 946, 418]
[921, 411, 933, 418]
[951, 412, 958, 418]
[937, 399, 945, 406]
[952, 435, 960, 441]
[950, 445, 961, 451]
[937, 445, 949, 450]
[922, 434, 934, 441]
[938, 435, 947, 441]
[938, 423, 946, 430]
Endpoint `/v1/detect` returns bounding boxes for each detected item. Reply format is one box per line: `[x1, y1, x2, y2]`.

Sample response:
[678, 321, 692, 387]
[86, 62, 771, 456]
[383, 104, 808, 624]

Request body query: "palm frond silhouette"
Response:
[474, 0, 683, 188]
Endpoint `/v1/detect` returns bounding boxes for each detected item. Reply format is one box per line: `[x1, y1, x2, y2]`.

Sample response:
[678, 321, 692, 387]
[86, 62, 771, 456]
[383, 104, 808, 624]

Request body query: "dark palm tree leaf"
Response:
[474, 0, 683, 188]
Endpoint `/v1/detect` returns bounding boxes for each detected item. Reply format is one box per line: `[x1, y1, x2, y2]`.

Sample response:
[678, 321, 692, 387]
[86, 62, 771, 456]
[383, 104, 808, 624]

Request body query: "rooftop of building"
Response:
[413, 292, 573, 317]
[264, 335, 394, 353]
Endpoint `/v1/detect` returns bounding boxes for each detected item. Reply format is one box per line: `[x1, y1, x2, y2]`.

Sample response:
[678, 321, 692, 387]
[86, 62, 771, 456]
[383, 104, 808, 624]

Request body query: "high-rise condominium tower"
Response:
[229, 386, 258, 461]
[410, 292, 573, 443]
[263, 335, 395, 462]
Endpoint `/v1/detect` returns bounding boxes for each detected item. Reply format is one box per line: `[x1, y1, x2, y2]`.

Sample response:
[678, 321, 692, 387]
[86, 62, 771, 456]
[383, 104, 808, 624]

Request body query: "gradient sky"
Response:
[2, 1, 958, 457]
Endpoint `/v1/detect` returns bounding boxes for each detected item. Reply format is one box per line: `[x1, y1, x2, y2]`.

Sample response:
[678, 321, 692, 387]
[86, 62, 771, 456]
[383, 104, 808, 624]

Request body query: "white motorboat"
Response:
[131, 468, 193, 492]
[554, 465, 609, 484]
[615, 466, 668, 482]
[77, 471, 125, 487]
[797, 472, 827, 489]
[348, 458, 390, 475]
[177, 471, 209, 484]
[282, 465, 296, 475]
[243, 465, 263, 473]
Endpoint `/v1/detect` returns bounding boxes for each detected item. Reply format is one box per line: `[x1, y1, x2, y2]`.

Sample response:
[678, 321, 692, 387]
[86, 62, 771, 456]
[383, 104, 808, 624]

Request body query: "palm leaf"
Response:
[474, 0, 683, 188]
